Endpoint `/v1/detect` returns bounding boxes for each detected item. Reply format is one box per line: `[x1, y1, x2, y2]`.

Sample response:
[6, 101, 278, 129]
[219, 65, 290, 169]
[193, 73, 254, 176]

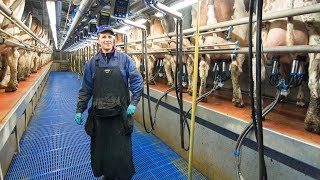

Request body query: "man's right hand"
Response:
[75, 113, 83, 125]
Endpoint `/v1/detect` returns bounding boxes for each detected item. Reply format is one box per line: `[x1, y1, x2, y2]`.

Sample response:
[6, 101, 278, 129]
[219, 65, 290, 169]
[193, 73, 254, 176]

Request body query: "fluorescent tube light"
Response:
[171, 0, 197, 11]
[154, 0, 197, 17]
[46, 0, 58, 49]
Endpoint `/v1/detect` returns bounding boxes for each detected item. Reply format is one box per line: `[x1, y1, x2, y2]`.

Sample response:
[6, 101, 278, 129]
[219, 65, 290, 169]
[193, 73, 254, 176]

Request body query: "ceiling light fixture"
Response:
[154, 0, 197, 17]
[46, 0, 58, 50]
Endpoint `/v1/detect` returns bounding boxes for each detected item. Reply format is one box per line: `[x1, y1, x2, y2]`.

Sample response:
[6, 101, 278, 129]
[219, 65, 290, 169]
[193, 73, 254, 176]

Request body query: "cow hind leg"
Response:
[187, 56, 194, 95]
[304, 54, 320, 134]
[296, 81, 308, 107]
[32, 56, 38, 73]
[0, 65, 10, 88]
[170, 56, 177, 87]
[231, 54, 245, 108]
[252, 55, 267, 109]
[198, 58, 210, 102]
[147, 56, 156, 85]
[6, 48, 19, 92]
[163, 55, 174, 86]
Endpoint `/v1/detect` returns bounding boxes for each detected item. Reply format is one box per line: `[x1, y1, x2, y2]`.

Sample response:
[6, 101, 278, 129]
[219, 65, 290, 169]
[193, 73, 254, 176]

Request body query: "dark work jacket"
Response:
[76, 49, 143, 113]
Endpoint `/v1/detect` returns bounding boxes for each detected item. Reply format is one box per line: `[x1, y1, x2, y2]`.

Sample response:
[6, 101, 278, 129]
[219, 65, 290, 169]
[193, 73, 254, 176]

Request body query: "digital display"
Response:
[89, 22, 97, 34]
[79, 31, 84, 39]
[113, 0, 129, 18]
[84, 28, 89, 37]
[98, 12, 110, 26]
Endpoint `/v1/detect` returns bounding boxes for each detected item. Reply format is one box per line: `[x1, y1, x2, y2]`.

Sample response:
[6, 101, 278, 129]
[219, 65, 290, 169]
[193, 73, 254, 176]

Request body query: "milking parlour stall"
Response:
[0, 0, 319, 180]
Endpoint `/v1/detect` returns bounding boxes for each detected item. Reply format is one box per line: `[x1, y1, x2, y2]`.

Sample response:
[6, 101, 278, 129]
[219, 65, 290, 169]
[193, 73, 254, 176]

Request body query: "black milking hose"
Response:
[248, 0, 258, 142]
[235, 3, 256, 173]
[142, 30, 155, 133]
[148, 72, 159, 84]
[235, 0, 265, 179]
[235, 90, 281, 180]
[153, 86, 176, 125]
[256, 0, 268, 178]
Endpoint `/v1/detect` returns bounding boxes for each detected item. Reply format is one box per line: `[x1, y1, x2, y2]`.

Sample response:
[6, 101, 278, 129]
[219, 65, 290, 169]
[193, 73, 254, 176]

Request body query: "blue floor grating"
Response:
[5, 72, 207, 180]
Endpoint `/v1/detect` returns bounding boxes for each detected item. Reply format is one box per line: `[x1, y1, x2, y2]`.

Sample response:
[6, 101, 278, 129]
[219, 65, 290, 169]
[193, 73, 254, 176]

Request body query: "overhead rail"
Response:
[59, 0, 94, 50]
[115, 28, 230, 47]
[62, 0, 150, 51]
[0, 29, 31, 48]
[0, 36, 33, 50]
[116, 3, 320, 45]
[0, 30, 51, 53]
[126, 45, 320, 55]
[0, 1, 52, 52]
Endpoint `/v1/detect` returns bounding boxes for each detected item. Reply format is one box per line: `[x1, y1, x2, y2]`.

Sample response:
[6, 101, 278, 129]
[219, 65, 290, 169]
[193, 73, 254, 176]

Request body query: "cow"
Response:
[126, 27, 144, 72]
[0, 0, 25, 91]
[0, 0, 51, 91]
[252, 0, 320, 134]
[191, 0, 249, 106]
[147, 16, 174, 85]
[167, 37, 194, 91]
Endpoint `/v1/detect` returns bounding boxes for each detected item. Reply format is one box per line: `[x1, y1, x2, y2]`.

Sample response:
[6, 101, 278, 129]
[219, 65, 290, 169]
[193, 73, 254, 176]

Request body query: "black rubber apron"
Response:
[89, 58, 135, 179]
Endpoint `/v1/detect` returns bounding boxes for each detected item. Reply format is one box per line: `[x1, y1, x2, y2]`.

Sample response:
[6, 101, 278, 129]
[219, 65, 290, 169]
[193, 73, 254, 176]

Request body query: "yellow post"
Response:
[188, 0, 201, 179]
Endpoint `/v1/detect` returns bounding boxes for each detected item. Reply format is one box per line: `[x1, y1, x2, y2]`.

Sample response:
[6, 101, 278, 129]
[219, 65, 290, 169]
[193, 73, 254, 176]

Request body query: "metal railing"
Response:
[0, 1, 52, 52]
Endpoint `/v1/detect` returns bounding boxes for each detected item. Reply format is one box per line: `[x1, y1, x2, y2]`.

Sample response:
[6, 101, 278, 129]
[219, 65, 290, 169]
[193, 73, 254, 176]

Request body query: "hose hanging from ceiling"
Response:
[234, 0, 268, 179]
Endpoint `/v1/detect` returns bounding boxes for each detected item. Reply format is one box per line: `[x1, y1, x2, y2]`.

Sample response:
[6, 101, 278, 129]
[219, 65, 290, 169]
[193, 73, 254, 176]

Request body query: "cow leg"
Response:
[231, 54, 245, 108]
[252, 54, 267, 109]
[301, 5, 320, 134]
[0, 65, 10, 88]
[32, 54, 38, 73]
[163, 55, 174, 86]
[26, 52, 32, 77]
[17, 52, 24, 82]
[305, 53, 320, 134]
[170, 56, 177, 86]
[252, 22, 269, 109]
[132, 55, 141, 72]
[198, 56, 210, 101]
[147, 56, 156, 84]
[187, 55, 194, 95]
[296, 81, 307, 107]
[6, 48, 20, 92]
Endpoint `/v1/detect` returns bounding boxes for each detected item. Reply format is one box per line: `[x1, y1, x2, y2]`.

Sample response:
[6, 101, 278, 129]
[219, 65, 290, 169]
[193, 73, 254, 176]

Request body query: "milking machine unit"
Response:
[269, 55, 305, 95]
[183, 58, 233, 124]
[181, 63, 188, 87]
[148, 58, 164, 83]
[144, 0, 190, 151]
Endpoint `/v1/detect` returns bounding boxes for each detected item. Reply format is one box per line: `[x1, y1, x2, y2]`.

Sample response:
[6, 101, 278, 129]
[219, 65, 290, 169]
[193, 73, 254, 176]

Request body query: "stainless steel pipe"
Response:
[0, 1, 52, 52]
[127, 45, 320, 55]
[59, 0, 94, 50]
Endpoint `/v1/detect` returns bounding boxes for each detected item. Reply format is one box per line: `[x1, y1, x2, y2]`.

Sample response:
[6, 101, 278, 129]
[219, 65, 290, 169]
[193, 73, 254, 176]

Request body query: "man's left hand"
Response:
[126, 104, 137, 116]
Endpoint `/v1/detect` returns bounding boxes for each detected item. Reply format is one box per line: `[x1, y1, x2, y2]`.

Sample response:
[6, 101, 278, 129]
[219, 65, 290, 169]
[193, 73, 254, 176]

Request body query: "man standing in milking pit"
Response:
[74, 25, 143, 179]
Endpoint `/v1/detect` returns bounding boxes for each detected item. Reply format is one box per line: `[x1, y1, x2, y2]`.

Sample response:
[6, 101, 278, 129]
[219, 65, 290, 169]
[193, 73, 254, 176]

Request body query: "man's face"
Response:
[97, 31, 114, 52]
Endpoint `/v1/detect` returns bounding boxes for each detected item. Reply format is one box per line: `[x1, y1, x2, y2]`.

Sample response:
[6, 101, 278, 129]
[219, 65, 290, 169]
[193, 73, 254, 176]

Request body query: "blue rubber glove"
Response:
[75, 113, 83, 125]
[126, 104, 137, 117]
